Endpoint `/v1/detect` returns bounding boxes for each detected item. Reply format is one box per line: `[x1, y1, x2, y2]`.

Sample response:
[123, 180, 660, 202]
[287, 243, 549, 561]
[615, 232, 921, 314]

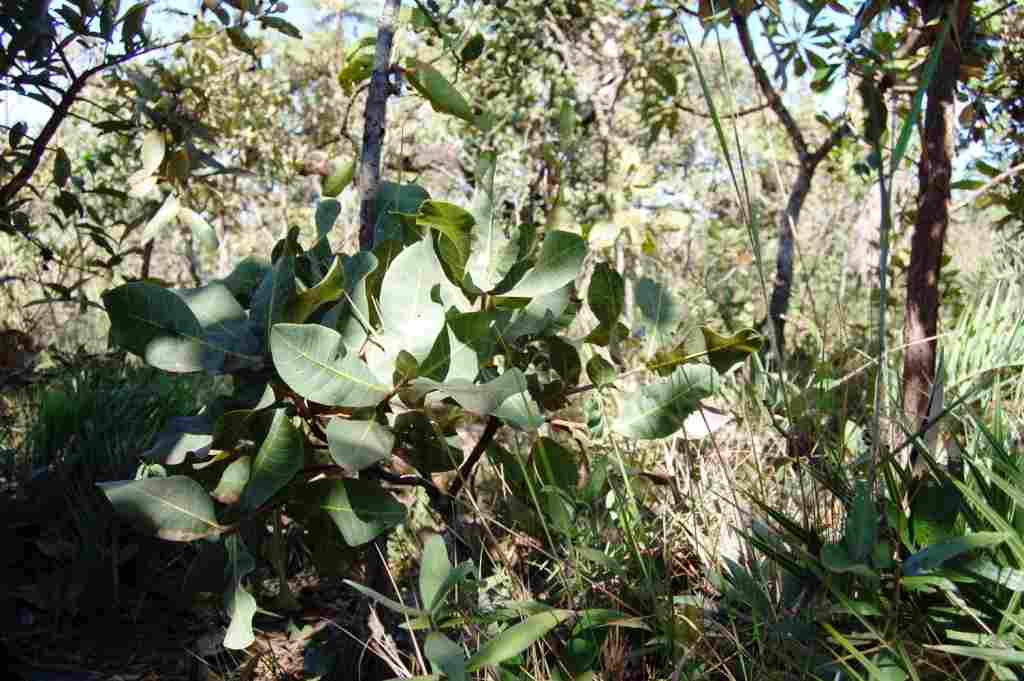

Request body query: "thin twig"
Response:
[951, 161, 1024, 213]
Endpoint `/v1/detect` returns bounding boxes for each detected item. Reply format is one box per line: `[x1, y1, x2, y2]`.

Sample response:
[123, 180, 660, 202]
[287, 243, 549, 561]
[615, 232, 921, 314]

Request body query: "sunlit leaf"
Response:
[466, 609, 574, 671]
[612, 365, 719, 439]
[501, 231, 586, 298]
[271, 323, 390, 408]
[141, 193, 180, 243]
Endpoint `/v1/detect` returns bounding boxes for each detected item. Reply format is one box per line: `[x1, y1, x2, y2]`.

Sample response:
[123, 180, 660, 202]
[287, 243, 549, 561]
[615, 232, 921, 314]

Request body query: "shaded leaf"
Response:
[223, 534, 258, 650]
[97, 476, 222, 541]
[425, 632, 466, 681]
[319, 478, 407, 546]
[240, 409, 305, 513]
[326, 418, 395, 472]
[904, 532, 1009, 577]
[420, 534, 452, 611]
[103, 282, 205, 373]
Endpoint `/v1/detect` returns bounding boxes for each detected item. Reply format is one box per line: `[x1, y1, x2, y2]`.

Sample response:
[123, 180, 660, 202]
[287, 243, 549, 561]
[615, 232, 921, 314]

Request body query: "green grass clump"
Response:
[22, 356, 213, 482]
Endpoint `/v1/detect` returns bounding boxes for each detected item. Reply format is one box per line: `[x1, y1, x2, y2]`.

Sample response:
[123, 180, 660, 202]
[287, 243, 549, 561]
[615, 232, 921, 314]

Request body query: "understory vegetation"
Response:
[2, 1, 1024, 680]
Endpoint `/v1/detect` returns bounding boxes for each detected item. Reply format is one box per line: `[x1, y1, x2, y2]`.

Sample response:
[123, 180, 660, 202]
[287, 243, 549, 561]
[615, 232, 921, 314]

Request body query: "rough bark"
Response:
[902, 0, 969, 436]
[357, 0, 402, 251]
[731, 7, 849, 359]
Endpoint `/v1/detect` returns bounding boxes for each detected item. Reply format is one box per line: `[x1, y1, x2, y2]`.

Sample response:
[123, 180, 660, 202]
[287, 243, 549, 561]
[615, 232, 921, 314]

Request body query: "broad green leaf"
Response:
[321, 251, 377, 350]
[178, 207, 218, 251]
[320, 478, 407, 546]
[271, 323, 390, 407]
[140, 128, 165, 176]
[259, 15, 302, 38]
[533, 438, 578, 492]
[53, 147, 71, 188]
[375, 181, 430, 246]
[701, 327, 763, 374]
[460, 33, 485, 63]
[220, 257, 271, 303]
[251, 243, 297, 338]
[407, 58, 476, 125]
[502, 231, 586, 298]
[240, 409, 305, 513]
[378, 239, 447, 360]
[903, 532, 1009, 577]
[322, 161, 354, 198]
[103, 282, 205, 372]
[612, 365, 719, 439]
[635, 277, 683, 349]
[285, 256, 347, 323]
[466, 609, 574, 671]
[502, 285, 573, 342]
[176, 283, 260, 373]
[411, 369, 539, 428]
[414, 200, 474, 279]
[326, 418, 395, 472]
[212, 456, 251, 505]
[315, 198, 342, 242]
[425, 632, 466, 681]
[141, 192, 180, 243]
[466, 152, 518, 292]
[343, 578, 427, 617]
[420, 534, 452, 611]
[338, 52, 374, 95]
[588, 262, 625, 327]
[223, 534, 257, 650]
[586, 355, 617, 388]
[97, 475, 222, 541]
[445, 326, 479, 381]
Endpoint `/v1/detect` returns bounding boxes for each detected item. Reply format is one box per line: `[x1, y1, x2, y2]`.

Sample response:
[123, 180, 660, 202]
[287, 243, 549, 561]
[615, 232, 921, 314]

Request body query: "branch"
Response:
[730, 4, 809, 159]
[674, 100, 769, 119]
[357, 0, 402, 251]
[951, 161, 1024, 214]
[447, 416, 501, 501]
[0, 39, 184, 215]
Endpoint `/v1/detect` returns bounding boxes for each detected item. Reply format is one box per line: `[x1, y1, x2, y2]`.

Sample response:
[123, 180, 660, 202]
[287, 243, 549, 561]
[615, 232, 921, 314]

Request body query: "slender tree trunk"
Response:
[731, 6, 849, 361]
[766, 166, 811, 357]
[357, 0, 402, 251]
[902, 0, 968, 438]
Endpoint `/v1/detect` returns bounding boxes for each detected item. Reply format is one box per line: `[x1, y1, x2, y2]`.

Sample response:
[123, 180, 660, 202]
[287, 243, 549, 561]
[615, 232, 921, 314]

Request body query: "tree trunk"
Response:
[357, 0, 402, 251]
[731, 7, 849, 362]
[766, 166, 811, 358]
[902, 0, 967, 440]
